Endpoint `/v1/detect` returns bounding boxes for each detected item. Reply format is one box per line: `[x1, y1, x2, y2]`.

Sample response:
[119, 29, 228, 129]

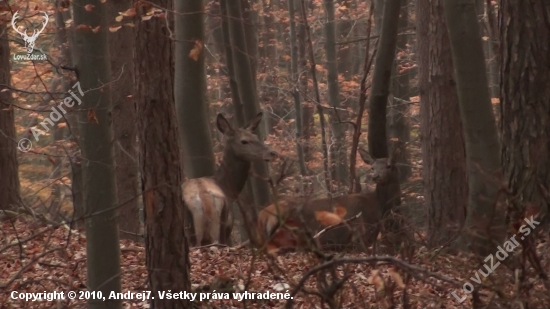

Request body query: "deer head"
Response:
[12, 11, 49, 54]
[216, 112, 277, 162]
[358, 147, 400, 185]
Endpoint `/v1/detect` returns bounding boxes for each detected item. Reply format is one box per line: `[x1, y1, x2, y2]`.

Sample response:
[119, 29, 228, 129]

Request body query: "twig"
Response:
[313, 212, 362, 239]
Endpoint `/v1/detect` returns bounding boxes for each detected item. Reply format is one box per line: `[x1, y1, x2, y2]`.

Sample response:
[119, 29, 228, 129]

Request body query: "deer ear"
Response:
[390, 147, 401, 165]
[244, 112, 263, 132]
[358, 148, 375, 165]
[217, 113, 234, 135]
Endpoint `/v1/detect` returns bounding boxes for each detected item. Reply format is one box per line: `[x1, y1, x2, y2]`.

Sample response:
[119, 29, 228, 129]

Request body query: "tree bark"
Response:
[389, 2, 411, 182]
[175, 0, 216, 179]
[443, 0, 503, 255]
[417, 0, 468, 247]
[288, 0, 308, 178]
[135, 3, 190, 308]
[367, 0, 402, 160]
[0, 19, 20, 211]
[72, 0, 122, 307]
[225, 0, 272, 207]
[109, 0, 140, 241]
[500, 0, 550, 225]
[323, 0, 348, 187]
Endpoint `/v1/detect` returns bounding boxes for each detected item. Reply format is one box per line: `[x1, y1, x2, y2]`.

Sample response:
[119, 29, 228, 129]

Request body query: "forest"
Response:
[0, 0, 549, 308]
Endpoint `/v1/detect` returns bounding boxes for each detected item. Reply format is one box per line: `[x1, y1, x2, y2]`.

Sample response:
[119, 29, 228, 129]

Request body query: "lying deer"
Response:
[182, 112, 277, 247]
[257, 147, 402, 252]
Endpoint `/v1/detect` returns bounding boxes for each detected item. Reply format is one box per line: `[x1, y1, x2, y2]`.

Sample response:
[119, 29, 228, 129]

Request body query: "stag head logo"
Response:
[11, 11, 49, 54]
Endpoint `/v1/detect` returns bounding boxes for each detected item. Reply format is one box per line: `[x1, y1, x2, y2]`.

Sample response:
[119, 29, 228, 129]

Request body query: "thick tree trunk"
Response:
[443, 0, 503, 255]
[109, 0, 140, 241]
[417, 0, 468, 247]
[175, 0, 216, 179]
[500, 0, 550, 225]
[72, 0, 122, 307]
[135, 3, 190, 309]
[324, 0, 348, 187]
[0, 20, 20, 211]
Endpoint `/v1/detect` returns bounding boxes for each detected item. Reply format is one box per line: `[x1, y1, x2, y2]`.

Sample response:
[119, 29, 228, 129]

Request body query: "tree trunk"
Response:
[297, 4, 314, 163]
[324, 0, 348, 187]
[72, 0, 122, 307]
[500, 0, 550, 225]
[109, 0, 140, 241]
[135, 3, 190, 308]
[389, 2, 411, 182]
[367, 0, 402, 160]
[0, 19, 20, 211]
[175, 0, 216, 179]
[225, 0, 272, 207]
[288, 0, 308, 178]
[417, 0, 468, 247]
[443, 0, 503, 255]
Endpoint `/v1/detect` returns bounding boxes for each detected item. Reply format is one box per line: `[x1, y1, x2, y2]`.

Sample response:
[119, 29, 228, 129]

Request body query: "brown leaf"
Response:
[121, 7, 136, 17]
[47, 156, 56, 165]
[188, 40, 203, 61]
[87, 109, 98, 124]
[315, 211, 343, 227]
[76, 24, 91, 31]
[109, 25, 122, 32]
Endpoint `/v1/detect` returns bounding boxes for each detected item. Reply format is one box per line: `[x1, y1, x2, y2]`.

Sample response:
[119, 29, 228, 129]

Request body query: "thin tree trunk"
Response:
[297, 5, 314, 163]
[109, 0, 140, 241]
[367, 0, 402, 160]
[288, 0, 308, 178]
[324, 0, 348, 187]
[300, 0, 332, 193]
[389, 2, 411, 182]
[72, 0, 122, 307]
[417, 0, 468, 247]
[175, 0, 216, 179]
[135, 2, 190, 308]
[0, 19, 20, 211]
[443, 0, 503, 255]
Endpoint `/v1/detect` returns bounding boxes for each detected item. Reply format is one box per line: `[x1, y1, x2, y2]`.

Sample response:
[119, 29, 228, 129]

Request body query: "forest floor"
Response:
[1, 217, 549, 309]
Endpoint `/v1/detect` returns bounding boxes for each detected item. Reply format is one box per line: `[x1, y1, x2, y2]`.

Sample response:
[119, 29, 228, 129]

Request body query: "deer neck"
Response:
[214, 149, 251, 200]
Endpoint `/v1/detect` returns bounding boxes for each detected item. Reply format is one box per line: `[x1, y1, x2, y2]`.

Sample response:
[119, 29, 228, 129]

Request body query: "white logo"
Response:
[11, 11, 48, 54]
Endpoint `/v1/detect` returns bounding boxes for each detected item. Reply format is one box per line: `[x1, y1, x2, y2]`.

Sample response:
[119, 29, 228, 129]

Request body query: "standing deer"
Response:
[257, 147, 402, 252]
[183, 112, 277, 246]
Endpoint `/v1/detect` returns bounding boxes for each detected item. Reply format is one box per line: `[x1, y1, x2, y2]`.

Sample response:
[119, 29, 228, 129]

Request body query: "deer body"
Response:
[183, 112, 276, 246]
[258, 148, 401, 251]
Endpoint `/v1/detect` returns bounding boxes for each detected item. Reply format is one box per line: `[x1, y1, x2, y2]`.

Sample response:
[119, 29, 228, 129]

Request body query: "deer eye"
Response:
[241, 140, 249, 145]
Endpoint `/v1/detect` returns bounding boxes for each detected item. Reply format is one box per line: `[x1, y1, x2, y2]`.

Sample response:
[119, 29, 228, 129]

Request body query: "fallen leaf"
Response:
[84, 4, 95, 11]
[109, 25, 122, 32]
[87, 109, 98, 124]
[188, 40, 203, 61]
[121, 7, 136, 17]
